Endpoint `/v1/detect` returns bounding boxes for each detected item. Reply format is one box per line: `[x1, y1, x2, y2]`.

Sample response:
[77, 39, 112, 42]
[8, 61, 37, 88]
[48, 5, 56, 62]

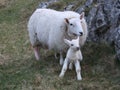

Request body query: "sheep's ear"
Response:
[65, 18, 69, 24]
[80, 12, 85, 19]
[64, 39, 70, 45]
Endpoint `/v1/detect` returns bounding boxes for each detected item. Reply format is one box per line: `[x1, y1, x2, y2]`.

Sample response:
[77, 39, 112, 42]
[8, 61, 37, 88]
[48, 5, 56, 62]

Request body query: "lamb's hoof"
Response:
[59, 74, 64, 78]
[77, 76, 82, 81]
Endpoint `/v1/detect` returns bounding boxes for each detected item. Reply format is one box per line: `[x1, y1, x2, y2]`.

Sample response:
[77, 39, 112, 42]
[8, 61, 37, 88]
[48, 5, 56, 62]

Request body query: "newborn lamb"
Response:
[59, 37, 83, 80]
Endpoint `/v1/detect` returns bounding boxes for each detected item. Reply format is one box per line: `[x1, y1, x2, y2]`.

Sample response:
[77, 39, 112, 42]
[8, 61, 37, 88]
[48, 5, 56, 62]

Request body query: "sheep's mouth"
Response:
[68, 32, 78, 38]
[73, 33, 77, 36]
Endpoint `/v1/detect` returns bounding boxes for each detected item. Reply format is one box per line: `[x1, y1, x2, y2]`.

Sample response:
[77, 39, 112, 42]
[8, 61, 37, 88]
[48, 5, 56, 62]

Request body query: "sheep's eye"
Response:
[71, 44, 74, 46]
[70, 23, 73, 26]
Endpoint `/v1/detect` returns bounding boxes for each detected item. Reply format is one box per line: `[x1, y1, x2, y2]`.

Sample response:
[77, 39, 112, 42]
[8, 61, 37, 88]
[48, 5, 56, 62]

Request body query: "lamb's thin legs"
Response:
[74, 60, 82, 80]
[33, 46, 40, 60]
[60, 52, 64, 65]
[59, 58, 69, 77]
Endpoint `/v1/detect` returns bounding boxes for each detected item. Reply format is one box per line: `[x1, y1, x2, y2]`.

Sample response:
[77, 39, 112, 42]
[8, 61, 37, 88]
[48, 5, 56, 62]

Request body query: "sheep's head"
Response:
[64, 37, 80, 51]
[65, 12, 85, 37]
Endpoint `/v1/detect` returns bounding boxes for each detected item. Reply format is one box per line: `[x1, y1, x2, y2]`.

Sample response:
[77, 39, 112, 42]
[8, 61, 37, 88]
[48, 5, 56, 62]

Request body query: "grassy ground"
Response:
[0, 0, 120, 90]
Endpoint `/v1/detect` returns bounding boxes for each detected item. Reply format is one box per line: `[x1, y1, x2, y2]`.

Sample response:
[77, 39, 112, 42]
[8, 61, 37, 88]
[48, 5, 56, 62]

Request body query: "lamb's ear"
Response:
[80, 12, 85, 19]
[64, 39, 70, 45]
[65, 18, 69, 24]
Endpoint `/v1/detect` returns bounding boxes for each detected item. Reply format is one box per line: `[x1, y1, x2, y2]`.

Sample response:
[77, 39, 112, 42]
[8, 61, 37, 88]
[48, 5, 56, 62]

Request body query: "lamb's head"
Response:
[64, 37, 80, 51]
[65, 12, 85, 38]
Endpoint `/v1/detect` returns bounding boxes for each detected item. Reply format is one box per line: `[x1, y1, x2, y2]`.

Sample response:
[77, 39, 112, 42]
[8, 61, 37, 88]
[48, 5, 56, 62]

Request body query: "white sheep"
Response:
[27, 9, 88, 65]
[59, 37, 83, 80]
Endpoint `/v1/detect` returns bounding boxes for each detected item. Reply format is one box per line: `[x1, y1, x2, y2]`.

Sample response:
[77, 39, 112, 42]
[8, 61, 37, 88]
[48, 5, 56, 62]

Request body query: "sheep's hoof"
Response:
[55, 53, 59, 59]
[80, 59, 83, 61]
[34, 53, 40, 61]
[35, 56, 40, 61]
[60, 59, 63, 66]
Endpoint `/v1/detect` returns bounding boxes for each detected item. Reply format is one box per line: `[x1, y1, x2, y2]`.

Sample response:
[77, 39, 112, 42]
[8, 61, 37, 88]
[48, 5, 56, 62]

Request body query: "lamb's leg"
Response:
[75, 60, 82, 80]
[69, 62, 73, 70]
[33, 46, 40, 60]
[60, 52, 64, 65]
[59, 58, 68, 78]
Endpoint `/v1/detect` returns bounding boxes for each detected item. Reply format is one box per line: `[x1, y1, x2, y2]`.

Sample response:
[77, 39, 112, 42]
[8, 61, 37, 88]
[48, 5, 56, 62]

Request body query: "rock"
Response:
[95, 6, 107, 30]
[112, 27, 120, 60]
[38, 0, 59, 8]
[75, 0, 120, 60]
[86, 6, 99, 42]
[85, 0, 93, 8]
[76, 5, 86, 14]
[64, 4, 74, 11]
[38, 2, 49, 8]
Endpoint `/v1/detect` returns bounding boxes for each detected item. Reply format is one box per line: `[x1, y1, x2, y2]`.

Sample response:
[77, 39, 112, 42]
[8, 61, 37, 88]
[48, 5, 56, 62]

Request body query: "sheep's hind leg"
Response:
[34, 46, 40, 60]
[55, 52, 59, 59]
[60, 52, 64, 65]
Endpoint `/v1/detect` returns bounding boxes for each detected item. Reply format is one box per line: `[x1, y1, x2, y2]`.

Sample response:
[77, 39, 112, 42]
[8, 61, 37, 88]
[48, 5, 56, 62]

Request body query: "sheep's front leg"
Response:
[78, 50, 83, 61]
[75, 60, 82, 80]
[60, 52, 64, 65]
[33, 46, 40, 60]
[59, 58, 69, 78]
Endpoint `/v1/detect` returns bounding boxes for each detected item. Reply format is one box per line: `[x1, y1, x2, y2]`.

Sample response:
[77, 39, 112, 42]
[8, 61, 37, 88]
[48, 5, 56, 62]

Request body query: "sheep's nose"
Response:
[76, 47, 80, 50]
[79, 32, 83, 36]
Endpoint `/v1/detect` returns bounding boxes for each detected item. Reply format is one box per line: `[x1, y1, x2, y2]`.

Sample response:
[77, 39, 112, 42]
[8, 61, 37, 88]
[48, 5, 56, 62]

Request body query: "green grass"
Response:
[0, 0, 120, 90]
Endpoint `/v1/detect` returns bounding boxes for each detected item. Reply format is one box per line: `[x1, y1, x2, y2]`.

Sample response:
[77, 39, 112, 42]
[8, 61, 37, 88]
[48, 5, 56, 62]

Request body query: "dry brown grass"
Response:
[0, 0, 6, 5]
